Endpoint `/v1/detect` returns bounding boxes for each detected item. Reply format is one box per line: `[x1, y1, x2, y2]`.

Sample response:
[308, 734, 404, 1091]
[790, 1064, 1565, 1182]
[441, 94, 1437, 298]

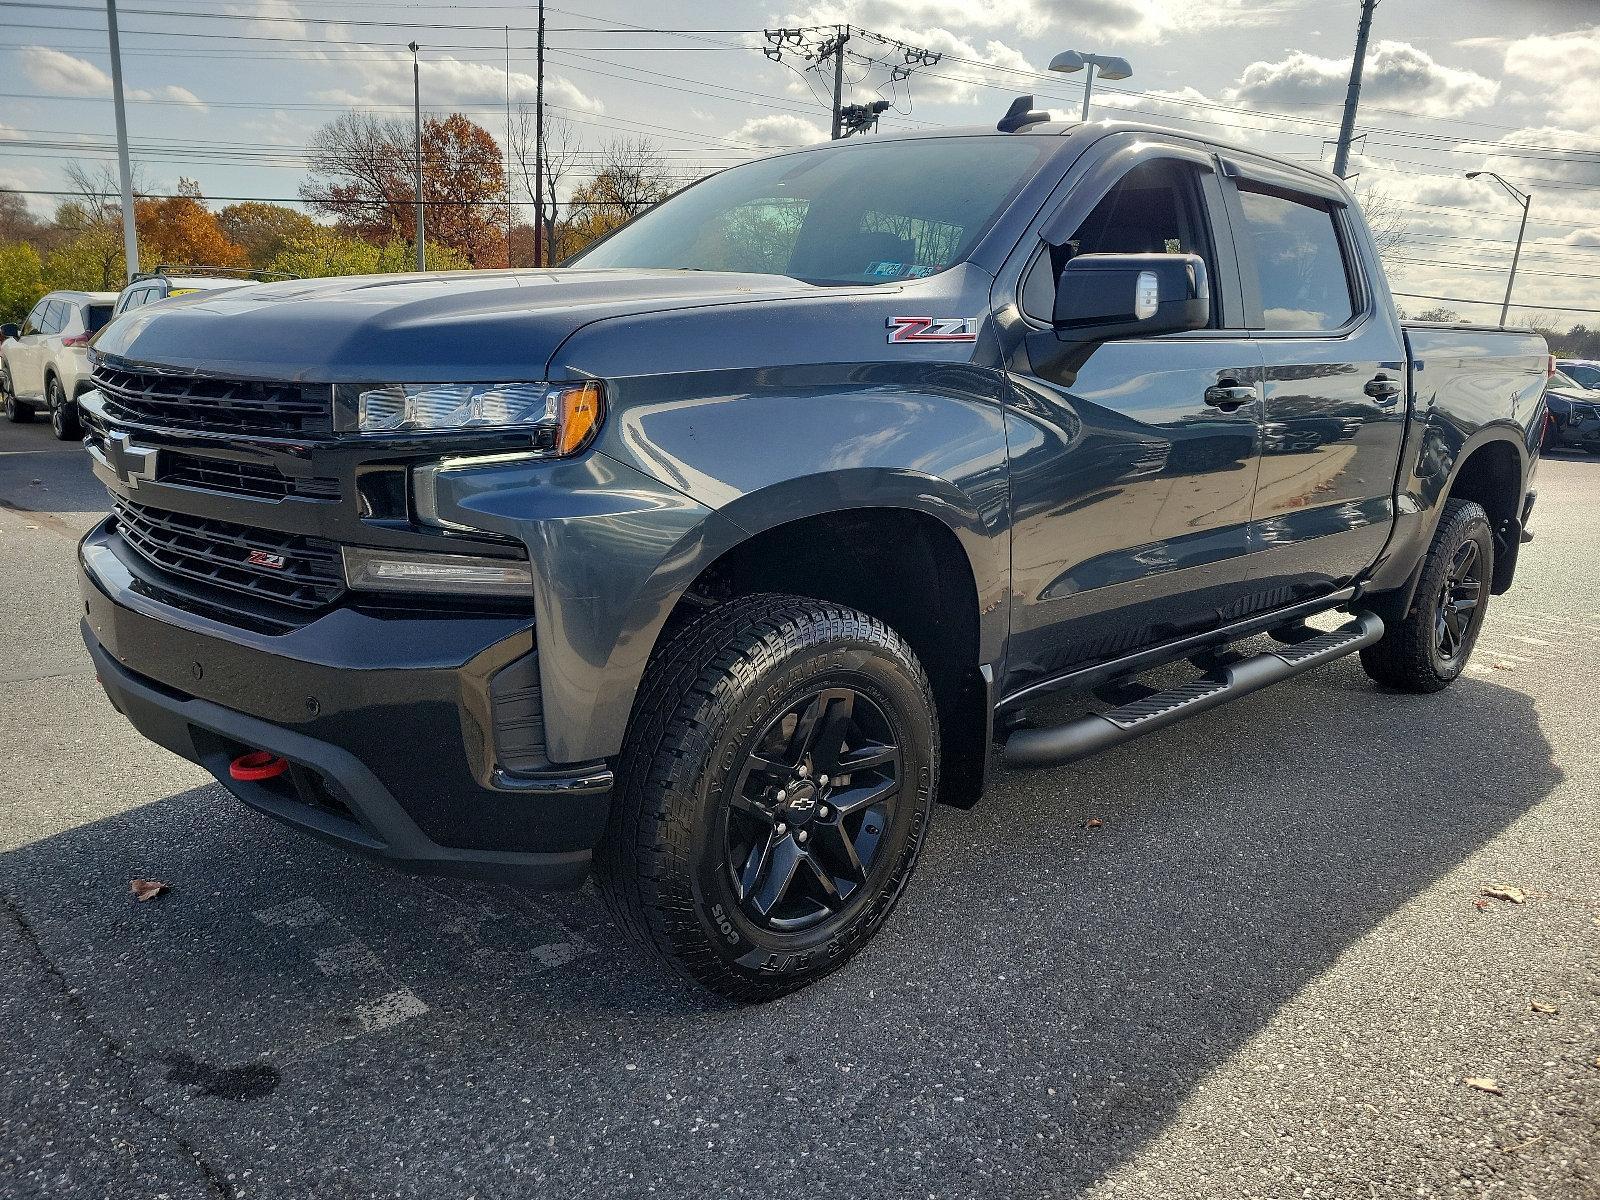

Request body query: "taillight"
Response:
[1548, 353, 1557, 378]
[62, 333, 90, 347]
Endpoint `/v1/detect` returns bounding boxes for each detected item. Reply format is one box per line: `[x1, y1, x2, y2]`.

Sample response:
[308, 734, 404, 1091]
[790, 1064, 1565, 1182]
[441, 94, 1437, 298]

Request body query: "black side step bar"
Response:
[1003, 612, 1384, 770]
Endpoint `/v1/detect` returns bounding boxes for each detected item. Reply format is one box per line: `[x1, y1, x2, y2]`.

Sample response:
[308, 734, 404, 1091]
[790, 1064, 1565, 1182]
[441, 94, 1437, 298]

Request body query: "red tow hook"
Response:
[229, 750, 289, 782]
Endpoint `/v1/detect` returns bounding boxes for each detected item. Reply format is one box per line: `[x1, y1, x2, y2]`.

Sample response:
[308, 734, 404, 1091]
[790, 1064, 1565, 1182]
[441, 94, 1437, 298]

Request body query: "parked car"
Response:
[110, 265, 289, 318]
[0, 290, 117, 438]
[79, 111, 1546, 1000]
[1543, 368, 1600, 453]
[1555, 359, 1600, 391]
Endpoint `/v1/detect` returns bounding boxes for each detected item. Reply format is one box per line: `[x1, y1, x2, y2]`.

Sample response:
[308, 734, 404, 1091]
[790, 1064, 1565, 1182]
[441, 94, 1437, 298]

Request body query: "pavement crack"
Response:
[0, 890, 239, 1200]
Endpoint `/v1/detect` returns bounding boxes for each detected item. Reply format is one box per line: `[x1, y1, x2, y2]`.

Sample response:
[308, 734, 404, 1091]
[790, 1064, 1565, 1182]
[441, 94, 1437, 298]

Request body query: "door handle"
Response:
[1204, 383, 1256, 411]
[1364, 375, 1402, 403]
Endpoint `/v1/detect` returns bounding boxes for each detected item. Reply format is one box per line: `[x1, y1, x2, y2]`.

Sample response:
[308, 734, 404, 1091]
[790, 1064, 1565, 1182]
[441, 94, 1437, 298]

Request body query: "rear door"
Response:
[1219, 159, 1409, 597]
[999, 137, 1266, 696]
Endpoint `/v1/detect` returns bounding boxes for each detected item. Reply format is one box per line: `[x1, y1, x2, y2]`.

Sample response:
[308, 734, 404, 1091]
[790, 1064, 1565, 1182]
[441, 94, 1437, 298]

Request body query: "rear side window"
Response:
[87, 304, 114, 332]
[1236, 185, 1357, 331]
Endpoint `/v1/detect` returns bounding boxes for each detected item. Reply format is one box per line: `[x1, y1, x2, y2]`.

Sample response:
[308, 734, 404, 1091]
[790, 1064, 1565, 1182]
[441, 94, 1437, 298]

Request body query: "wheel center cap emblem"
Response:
[784, 781, 819, 820]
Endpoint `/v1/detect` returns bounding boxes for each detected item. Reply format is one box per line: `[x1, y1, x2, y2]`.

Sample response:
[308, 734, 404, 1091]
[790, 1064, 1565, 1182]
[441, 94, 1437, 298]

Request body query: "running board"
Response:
[1003, 612, 1384, 770]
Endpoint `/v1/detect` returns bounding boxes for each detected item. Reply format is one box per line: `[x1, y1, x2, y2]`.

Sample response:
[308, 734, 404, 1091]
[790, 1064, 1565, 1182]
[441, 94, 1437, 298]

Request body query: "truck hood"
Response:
[90, 268, 830, 382]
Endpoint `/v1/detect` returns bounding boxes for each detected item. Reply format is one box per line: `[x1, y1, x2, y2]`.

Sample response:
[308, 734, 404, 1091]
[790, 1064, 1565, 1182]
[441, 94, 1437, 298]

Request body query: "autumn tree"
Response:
[218, 202, 318, 267]
[135, 178, 247, 269]
[267, 225, 470, 279]
[560, 138, 676, 256]
[300, 111, 510, 267]
[0, 242, 43, 323]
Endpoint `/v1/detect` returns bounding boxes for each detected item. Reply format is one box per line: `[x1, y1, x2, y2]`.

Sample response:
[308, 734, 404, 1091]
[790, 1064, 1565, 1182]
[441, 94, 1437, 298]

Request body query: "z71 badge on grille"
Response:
[246, 550, 288, 570]
[886, 315, 979, 344]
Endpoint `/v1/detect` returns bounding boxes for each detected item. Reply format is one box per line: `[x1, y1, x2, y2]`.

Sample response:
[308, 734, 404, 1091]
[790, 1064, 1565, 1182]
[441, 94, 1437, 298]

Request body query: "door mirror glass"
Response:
[0, 323, 18, 340]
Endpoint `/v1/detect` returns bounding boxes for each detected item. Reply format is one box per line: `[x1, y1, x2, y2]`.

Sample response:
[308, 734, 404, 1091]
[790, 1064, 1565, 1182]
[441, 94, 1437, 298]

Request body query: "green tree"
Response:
[0, 242, 44, 323]
[218, 202, 319, 268]
[267, 225, 469, 279]
[42, 224, 125, 291]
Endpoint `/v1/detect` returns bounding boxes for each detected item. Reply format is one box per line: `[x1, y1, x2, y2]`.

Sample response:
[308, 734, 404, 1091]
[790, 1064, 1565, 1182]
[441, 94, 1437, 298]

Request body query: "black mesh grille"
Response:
[161, 452, 339, 501]
[112, 497, 345, 610]
[92, 363, 332, 437]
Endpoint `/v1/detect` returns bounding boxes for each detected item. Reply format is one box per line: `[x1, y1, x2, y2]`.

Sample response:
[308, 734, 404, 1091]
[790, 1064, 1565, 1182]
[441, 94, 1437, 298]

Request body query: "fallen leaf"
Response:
[130, 878, 169, 902]
[1530, 1001, 1559, 1014]
[1084, 817, 1103, 829]
[1491, 661, 1514, 671]
[1481, 886, 1526, 904]
[1473, 899, 1492, 912]
[1465, 1077, 1503, 1095]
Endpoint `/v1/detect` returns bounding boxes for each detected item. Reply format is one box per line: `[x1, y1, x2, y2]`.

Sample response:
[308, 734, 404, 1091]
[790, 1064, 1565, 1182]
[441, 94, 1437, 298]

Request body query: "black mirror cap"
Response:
[1054, 252, 1210, 337]
[0, 323, 18, 340]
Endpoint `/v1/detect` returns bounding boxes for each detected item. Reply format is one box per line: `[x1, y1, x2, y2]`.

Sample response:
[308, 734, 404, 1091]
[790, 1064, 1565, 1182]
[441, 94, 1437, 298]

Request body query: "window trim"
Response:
[1003, 131, 1248, 336]
[1220, 169, 1372, 338]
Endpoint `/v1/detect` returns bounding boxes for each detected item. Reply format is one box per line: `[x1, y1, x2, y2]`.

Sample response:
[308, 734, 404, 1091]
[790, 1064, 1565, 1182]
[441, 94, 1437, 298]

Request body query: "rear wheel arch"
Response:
[1442, 433, 1525, 594]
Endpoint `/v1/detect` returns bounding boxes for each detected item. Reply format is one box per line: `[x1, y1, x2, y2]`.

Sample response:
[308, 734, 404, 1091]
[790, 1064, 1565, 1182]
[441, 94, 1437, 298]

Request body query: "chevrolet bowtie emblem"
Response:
[104, 430, 159, 489]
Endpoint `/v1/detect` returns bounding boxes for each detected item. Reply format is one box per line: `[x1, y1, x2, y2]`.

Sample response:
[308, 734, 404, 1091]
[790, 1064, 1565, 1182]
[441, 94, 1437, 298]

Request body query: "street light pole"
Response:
[410, 41, 425, 272]
[1466, 171, 1532, 327]
[105, 0, 139, 279]
[1048, 49, 1133, 121]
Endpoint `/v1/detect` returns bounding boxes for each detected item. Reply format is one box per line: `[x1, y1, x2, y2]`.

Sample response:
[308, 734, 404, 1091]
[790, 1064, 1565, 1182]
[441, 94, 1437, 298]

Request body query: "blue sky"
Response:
[3, 0, 1599, 324]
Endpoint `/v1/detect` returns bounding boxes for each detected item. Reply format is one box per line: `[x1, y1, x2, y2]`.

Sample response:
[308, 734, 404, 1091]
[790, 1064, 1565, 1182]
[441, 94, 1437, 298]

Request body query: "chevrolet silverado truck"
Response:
[77, 111, 1546, 1000]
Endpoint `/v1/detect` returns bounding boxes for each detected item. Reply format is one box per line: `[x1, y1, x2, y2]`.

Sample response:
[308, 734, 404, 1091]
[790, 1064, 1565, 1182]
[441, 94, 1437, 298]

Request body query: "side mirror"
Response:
[1028, 252, 1210, 378]
[0, 323, 18, 340]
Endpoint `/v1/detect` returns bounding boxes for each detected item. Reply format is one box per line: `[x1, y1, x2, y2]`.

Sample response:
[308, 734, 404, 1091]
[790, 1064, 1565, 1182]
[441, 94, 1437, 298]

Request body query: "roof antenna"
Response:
[998, 94, 1050, 133]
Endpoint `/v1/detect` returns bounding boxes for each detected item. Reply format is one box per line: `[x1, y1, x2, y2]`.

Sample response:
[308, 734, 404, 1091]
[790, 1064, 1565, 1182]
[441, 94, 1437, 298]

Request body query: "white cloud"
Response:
[731, 114, 827, 148]
[1559, 229, 1600, 249]
[1230, 40, 1497, 119]
[1503, 27, 1600, 131]
[19, 46, 207, 108]
[316, 53, 602, 116]
[1473, 125, 1600, 190]
[779, 0, 1281, 43]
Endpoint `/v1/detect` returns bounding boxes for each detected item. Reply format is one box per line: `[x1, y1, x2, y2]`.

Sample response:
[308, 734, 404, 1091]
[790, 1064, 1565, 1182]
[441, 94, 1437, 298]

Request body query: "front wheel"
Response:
[598, 594, 938, 1002]
[2, 367, 32, 423]
[1360, 498, 1493, 693]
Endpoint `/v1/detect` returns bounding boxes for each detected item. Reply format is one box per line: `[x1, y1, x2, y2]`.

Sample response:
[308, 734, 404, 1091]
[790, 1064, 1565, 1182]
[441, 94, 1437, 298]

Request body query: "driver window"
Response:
[1023, 159, 1218, 324]
[22, 301, 46, 335]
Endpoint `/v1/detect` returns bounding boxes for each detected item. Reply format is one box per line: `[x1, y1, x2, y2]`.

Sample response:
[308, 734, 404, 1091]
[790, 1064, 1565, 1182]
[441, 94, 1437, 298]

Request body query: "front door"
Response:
[1223, 169, 1410, 597]
[11, 299, 50, 397]
[1002, 154, 1265, 697]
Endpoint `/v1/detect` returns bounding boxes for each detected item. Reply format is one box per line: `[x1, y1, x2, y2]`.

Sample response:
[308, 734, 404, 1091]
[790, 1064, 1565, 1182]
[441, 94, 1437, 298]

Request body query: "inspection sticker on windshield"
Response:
[886, 316, 979, 344]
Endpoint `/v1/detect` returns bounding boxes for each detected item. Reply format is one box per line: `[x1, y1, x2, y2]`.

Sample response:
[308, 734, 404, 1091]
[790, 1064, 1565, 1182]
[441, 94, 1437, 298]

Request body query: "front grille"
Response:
[162, 452, 340, 501]
[93, 364, 332, 438]
[112, 497, 345, 611]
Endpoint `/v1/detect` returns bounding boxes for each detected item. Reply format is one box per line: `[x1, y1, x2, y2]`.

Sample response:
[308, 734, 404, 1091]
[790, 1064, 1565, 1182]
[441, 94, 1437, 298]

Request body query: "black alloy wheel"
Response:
[726, 686, 901, 931]
[1433, 538, 1482, 665]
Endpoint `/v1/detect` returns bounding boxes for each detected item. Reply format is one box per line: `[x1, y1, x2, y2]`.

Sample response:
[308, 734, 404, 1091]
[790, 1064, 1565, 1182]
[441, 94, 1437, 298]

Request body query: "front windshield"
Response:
[569, 136, 1052, 286]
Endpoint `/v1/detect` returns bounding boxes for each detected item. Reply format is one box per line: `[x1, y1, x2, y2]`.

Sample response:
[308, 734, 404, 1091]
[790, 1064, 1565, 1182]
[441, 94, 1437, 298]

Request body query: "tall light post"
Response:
[1049, 49, 1133, 121]
[1466, 170, 1532, 328]
[410, 40, 425, 272]
[105, 0, 139, 279]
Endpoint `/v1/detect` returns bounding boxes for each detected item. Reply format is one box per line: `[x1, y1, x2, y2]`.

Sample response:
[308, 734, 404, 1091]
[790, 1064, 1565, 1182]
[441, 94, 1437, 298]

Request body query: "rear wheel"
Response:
[1360, 498, 1493, 693]
[598, 594, 938, 1002]
[47, 376, 80, 440]
[2, 367, 32, 423]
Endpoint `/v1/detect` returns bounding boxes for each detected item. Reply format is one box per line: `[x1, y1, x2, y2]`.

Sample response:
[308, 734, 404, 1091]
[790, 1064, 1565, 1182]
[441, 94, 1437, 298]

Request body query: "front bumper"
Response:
[80, 521, 612, 888]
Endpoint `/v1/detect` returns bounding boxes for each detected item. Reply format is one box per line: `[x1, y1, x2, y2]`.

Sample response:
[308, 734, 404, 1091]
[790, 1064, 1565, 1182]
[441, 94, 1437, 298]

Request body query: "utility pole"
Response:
[1332, 0, 1378, 179]
[1466, 171, 1533, 327]
[410, 41, 425, 271]
[505, 25, 513, 265]
[534, 0, 545, 266]
[828, 26, 849, 140]
[105, 0, 139, 279]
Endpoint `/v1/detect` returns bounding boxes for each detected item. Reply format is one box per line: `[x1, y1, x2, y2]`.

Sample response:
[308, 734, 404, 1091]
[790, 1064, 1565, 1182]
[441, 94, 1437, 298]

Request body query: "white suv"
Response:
[1, 290, 118, 439]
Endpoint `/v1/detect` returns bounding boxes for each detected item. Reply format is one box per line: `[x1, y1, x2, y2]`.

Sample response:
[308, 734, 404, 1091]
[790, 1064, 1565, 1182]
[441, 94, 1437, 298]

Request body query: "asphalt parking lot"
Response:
[1, 417, 1596, 1200]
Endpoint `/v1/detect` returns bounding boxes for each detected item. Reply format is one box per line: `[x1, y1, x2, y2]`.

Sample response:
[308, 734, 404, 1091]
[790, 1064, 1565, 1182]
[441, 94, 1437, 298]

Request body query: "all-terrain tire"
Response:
[597, 594, 938, 1002]
[1360, 498, 1494, 693]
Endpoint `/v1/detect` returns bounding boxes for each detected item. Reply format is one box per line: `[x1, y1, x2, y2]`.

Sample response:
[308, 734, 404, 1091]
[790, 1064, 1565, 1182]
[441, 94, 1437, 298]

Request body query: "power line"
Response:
[1392, 291, 1600, 316]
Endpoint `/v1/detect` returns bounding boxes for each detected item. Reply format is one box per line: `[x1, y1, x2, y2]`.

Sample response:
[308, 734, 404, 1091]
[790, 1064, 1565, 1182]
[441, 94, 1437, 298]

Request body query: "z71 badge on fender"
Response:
[886, 315, 979, 344]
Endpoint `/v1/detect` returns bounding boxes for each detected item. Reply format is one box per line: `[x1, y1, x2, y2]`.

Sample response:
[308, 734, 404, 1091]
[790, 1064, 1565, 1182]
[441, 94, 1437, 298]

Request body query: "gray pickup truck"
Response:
[78, 110, 1546, 999]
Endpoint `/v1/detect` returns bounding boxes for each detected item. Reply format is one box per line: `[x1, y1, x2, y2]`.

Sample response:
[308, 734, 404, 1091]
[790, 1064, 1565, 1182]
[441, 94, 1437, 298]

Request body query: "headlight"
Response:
[343, 379, 604, 454]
